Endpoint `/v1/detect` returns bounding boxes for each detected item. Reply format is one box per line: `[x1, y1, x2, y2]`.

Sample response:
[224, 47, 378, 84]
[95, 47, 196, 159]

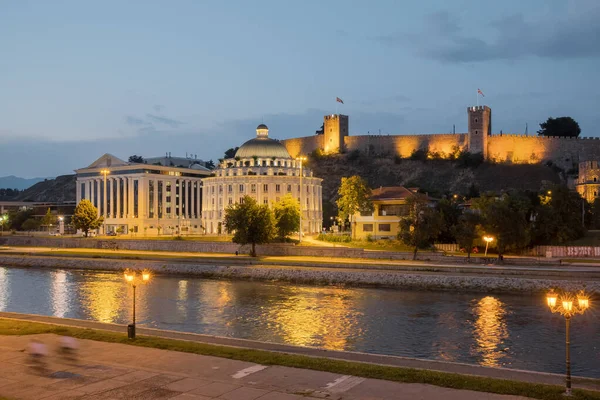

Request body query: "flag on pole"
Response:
[336, 97, 344, 104]
[477, 88, 485, 97]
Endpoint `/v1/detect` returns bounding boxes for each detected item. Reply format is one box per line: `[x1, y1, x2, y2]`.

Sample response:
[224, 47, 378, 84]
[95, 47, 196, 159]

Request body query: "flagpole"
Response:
[476, 89, 479, 107]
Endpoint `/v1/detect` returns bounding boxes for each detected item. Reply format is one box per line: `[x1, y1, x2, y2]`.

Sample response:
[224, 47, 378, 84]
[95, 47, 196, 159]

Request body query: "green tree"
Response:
[41, 208, 57, 233]
[273, 194, 300, 241]
[398, 196, 444, 260]
[336, 175, 373, 239]
[72, 199, 104, 237]
[21, 218, 41, 232]
[588, 198, 600, 230]
[532, 185, 585, 244]
[537, 117, 581, 138]
[435, 198, 461, 243]
[223, 195, 275, 256]
[224, 147, 239, 159]
[474, 194, 531, 259]
[451, 213, 480, 260]
[205, 159, 216, 170]
[128, 155, 145, 163]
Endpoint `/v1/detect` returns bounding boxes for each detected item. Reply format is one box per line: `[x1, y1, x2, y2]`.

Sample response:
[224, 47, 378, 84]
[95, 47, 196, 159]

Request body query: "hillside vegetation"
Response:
[306, 151, 562, 219]
[14, 174, 76, 202]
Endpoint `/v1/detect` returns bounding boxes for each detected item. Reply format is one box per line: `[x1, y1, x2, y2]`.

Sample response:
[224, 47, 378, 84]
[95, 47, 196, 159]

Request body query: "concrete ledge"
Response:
[1, 312, 598, 390]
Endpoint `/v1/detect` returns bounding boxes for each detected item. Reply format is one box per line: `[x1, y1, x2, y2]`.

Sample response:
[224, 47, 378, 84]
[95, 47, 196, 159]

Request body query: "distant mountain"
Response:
[0, 175, 49, 190]
[14, 175, 76, 202]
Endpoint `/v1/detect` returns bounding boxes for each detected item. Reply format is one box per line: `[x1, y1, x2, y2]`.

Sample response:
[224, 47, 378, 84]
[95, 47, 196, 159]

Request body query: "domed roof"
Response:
[235, 137, 292, 159]
[257, 123, 268, 130]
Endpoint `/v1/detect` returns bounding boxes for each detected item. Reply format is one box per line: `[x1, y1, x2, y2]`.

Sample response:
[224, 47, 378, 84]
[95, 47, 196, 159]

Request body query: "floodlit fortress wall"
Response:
[280, 107, 600, 171]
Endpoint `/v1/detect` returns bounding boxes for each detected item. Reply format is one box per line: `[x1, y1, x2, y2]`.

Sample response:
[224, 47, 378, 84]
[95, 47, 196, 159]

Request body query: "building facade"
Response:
[202, 124, 323, 235]
[576, 161, 600, 202]
[353, 186, 427, 240]
[75, 154, 210, 235]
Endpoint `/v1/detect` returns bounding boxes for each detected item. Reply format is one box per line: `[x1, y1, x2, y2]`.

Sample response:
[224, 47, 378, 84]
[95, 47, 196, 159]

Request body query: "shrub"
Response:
[316, 233, 351, 243]
[346, 149, 361, 161]
[409, 148, 429, 161]
[366, 234, 373, 242]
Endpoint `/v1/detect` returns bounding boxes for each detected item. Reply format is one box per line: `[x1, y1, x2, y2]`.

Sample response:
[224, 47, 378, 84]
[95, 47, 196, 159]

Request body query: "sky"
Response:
[1, 0, 599, 178]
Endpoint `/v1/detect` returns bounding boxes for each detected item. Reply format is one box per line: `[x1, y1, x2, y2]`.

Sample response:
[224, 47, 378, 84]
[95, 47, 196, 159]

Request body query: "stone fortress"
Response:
[280, 105, 600, 172]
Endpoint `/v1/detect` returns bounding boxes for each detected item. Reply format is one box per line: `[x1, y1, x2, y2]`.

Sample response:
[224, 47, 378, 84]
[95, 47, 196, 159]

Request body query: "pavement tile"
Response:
[189, 381, 240, 397]
[0, 382, 56, 400]
[40, 389, 87, 399]
[129, 387, 182, 399]
[47, 375, 103, 390]
[219, 386, 271, 400]
[252, 392, 305, 400]
[138, 373, 186, 387]
[76, 377, 130, 394]
[112, 369, 160, 382]
[89, 380, 159, 399]
[170, 394, 214, 400]
[165, 377, 214, 392]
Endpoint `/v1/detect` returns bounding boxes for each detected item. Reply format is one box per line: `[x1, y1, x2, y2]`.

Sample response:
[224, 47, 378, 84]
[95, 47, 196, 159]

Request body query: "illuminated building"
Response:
[75, 153, 210, 235]
[202, 124, 323, 234]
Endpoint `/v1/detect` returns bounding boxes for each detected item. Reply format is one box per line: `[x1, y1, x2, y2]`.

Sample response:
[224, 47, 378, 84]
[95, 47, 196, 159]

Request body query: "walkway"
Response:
[0, 333, 530, 400]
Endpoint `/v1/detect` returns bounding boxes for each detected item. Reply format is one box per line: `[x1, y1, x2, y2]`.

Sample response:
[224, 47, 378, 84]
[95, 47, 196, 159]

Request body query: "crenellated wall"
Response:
[281, 135, 323, 158]
[344, 134, 467, 158]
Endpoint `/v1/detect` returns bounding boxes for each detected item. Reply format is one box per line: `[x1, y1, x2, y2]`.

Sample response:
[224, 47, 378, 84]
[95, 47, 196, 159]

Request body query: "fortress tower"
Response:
[323, 114, 349, 153]
[467, 106, 492, 158]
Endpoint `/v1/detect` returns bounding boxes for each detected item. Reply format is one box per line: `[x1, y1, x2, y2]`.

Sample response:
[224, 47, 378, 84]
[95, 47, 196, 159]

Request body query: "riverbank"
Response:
[1, 252, 598, 293]
[0, 313, 598, 400]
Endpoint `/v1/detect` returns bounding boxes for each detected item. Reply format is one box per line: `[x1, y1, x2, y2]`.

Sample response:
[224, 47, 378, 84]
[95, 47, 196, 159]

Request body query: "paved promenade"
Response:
[0, 333, 531, 400]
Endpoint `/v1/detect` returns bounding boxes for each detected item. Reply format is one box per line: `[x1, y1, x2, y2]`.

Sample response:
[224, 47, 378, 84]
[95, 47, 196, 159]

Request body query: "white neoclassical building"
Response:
[202, 124, 323, 235]
[75, 154, 211, 235]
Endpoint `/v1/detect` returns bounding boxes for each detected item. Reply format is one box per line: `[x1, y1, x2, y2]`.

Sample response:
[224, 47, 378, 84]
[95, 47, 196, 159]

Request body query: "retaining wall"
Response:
[531, 246, 600, 258]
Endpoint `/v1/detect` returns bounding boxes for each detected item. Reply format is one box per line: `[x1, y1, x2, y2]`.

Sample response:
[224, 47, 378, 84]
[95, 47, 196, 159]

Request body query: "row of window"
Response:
[362, 223, 391, 232]
[209, 184, 319, 194]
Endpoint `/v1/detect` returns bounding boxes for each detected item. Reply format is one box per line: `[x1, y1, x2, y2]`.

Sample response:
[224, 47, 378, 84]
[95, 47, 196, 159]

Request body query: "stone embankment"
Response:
[0, 254, 596, 294]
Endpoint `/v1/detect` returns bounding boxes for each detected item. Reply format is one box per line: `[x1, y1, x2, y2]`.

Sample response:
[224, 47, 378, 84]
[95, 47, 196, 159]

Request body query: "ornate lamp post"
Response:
[0, 215, 6, 236]
[123, 269, 151, 339]
[296, 156, 307, 243]
[483, 236, 494, 256]
[546, 289, 591, 396]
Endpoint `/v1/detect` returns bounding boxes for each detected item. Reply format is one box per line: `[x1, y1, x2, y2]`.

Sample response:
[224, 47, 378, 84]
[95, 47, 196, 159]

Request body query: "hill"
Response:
[0, 175, 47, 190]
[14, 174, 76, 202]
[306, 152, 563, 219]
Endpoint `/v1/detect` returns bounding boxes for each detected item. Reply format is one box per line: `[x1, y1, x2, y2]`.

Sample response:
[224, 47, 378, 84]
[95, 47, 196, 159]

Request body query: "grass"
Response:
[1, 318, 598, 400]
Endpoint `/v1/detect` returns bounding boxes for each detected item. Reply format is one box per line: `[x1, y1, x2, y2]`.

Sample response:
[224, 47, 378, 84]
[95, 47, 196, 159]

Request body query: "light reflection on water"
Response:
[0, 266, 597, 377]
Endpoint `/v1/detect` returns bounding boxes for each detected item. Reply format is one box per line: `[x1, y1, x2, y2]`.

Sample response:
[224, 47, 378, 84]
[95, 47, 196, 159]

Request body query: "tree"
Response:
[41, 208, 57, 233]
[128, 155, 145, 163]
[537, 117, 581, 138]
[451, 213, 480, 260]
[223, 196, 275, 256]
[21, 218, 40, 232]
[72, 199, 104, 237]
[435, 199, 461, 243]
[532, 185, 585, 244]
[474, 194, 531, 259]
[398, 196, 444, 260]
[205, 159, 216, 170]
[336, 176, 373, 239]
[273, 194, 300, 241]
[224, 147, 239, 159]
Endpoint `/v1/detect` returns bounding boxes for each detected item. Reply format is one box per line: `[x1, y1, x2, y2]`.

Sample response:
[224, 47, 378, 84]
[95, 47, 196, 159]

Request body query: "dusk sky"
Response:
[1, 0, 599, 178]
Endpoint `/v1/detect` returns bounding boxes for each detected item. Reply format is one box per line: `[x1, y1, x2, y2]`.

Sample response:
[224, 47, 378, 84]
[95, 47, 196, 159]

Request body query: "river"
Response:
[0, 266, 598, 377]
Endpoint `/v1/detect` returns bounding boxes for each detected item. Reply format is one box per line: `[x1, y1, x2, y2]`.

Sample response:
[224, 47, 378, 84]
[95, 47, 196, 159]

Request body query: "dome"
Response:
[235, 137, 292, 159]
[257, 123, 268, 130]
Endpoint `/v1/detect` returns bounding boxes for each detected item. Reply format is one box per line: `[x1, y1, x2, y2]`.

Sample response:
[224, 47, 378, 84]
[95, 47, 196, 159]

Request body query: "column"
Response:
[153, 179, 159, 220]
[190, 181, 196, 218]
[138, 178, 146, 218]
[161, 178, 167, 219]
[76, 179, 81, 202]
[197, 182, 202, 219]
[116, 178, 121, 219]
[186, 180, 191, 218]
[128, 177, 134, 218]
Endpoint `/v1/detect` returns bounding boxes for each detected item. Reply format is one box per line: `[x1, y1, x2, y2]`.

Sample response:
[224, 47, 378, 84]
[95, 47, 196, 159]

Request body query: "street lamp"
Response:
[546, 289, 591, 396]
[58, 216, 64, 235]
[483, 236, 494, 256]
[100, 169, 110, 235]
[296, 156, 307, 243]
[123, 269, 151, 339]
[0, 215, 6, 236]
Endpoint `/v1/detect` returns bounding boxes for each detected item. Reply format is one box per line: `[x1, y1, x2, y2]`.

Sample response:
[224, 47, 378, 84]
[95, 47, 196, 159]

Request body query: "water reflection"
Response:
[267, 286, 362, 351]
[51, 270, 69, 318]
[471, 296, 509, 367]
[80, 272, 124, 323]
[0, 268, 8, 310]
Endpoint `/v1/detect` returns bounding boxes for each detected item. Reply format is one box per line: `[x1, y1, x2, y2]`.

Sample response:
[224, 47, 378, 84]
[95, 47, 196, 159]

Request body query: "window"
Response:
[251, 184, 256, 193]
[239, 184, 244, 192]
[379, 224, 391, 232]
[264, 199, 268, 204]
[228, 184, 233, 193]
[595, 177, 597, 182]
[263, 184, 269, 192]
[475, 130, 478, 135]
[360, 209, 373, 216]
[240, 197, 245, 204]
[211, 186, 215, 194]
[218, 185, 223, 193]
[287, 184, 292, 192]
[275, 184, 281, 193]
[379, 205, 409, 216]
[228, 198, 233, 205]
[363, 224, 374, 232]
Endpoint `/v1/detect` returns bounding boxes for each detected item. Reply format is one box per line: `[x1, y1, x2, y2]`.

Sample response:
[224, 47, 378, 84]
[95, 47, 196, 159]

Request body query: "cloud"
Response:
[374, 6, 600, 62]
[145, 113, 185, 128]
[125, 116, 146, 126]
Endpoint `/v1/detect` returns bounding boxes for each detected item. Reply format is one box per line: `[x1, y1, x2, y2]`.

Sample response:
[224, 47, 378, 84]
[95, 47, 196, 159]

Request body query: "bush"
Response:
[173, 235, 184, 241]
[316, 233, 351, 243]
[346, 149, 361, 161]
[366, 234, 373, 242]
[409, 149, 429, 161]
[455, 151, 484, 168]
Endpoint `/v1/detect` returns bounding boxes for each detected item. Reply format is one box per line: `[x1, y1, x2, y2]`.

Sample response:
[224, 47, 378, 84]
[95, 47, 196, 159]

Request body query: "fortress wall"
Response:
[344, 134, 467, 158]
[487, 135, 600, 170]
[281, 135, 323, 158]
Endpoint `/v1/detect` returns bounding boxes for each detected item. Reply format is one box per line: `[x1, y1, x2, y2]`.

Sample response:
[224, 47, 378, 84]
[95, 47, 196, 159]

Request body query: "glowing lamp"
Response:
[578, 295, 589, 309]
[562, 300, 573, 312]
[142, 271, 151, 281]
[547, 292, 558, 308]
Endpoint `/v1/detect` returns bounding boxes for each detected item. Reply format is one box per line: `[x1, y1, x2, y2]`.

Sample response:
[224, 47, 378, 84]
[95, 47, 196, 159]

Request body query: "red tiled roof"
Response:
[371, 186, 418, 201]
